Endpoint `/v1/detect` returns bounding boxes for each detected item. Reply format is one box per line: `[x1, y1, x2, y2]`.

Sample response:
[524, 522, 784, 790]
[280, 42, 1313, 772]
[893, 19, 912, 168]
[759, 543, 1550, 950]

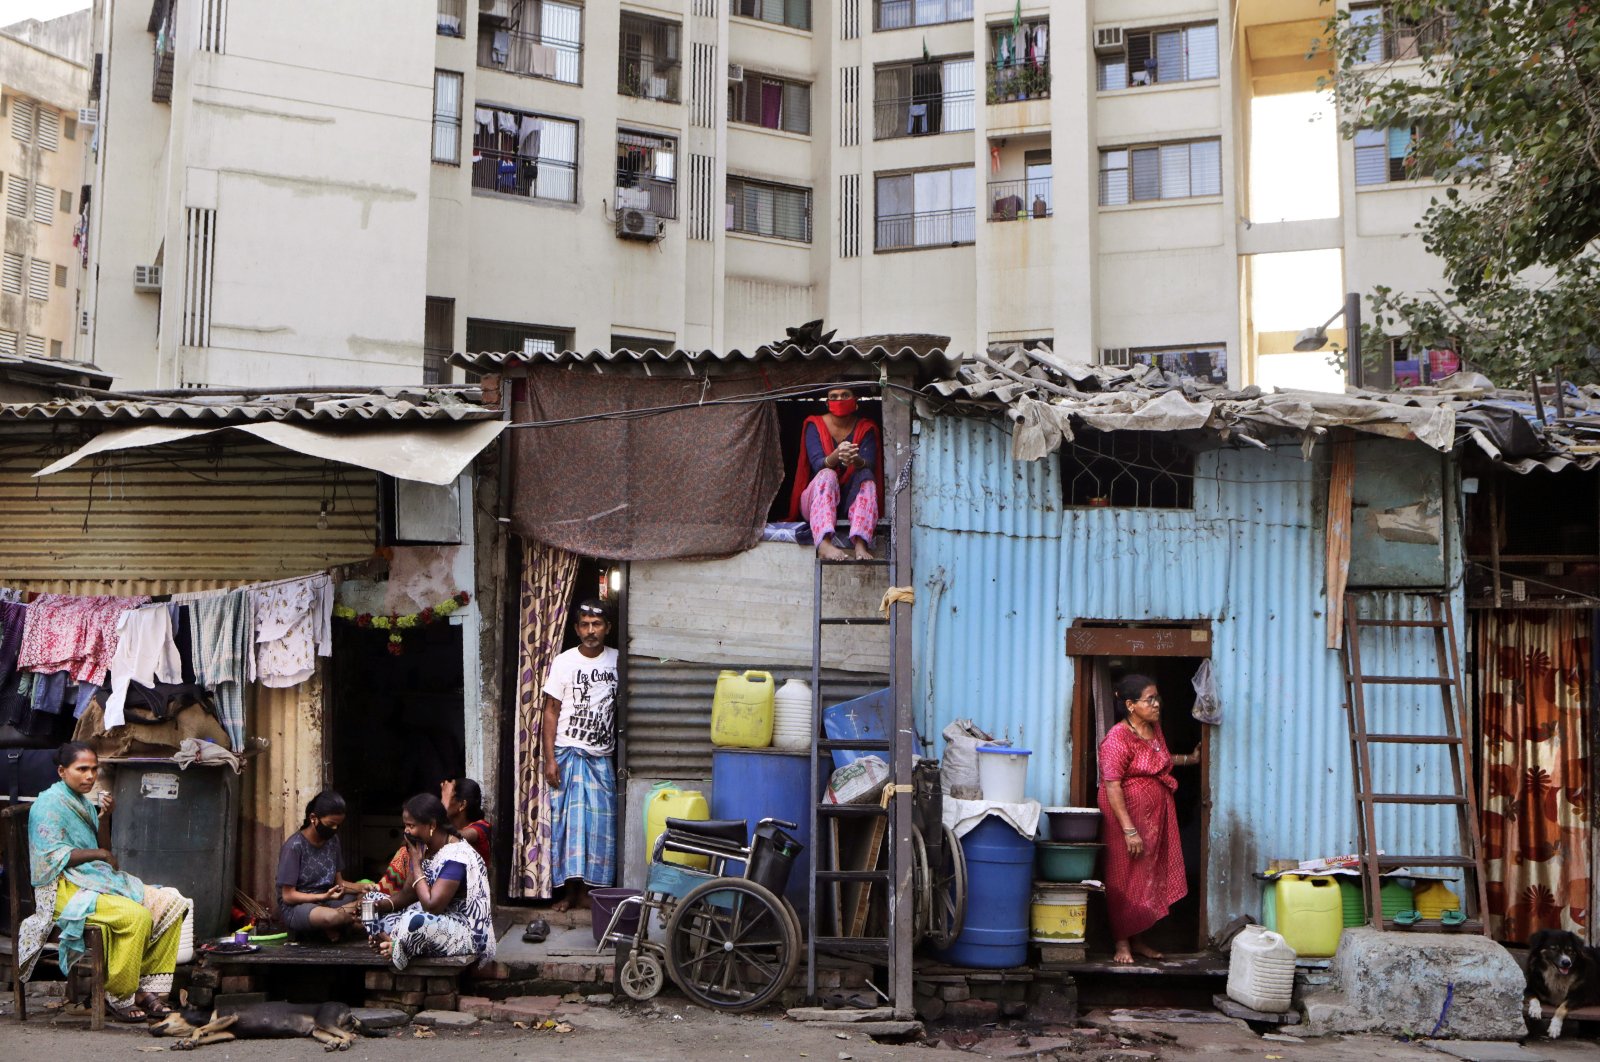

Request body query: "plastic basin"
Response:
[1035, 842, 1101, 882]
[1041, 807, 1102, 842]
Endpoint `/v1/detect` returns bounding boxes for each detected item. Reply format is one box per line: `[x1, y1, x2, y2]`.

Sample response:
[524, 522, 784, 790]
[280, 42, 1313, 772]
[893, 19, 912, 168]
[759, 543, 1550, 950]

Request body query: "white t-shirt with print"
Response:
[542, 645, 618, 755]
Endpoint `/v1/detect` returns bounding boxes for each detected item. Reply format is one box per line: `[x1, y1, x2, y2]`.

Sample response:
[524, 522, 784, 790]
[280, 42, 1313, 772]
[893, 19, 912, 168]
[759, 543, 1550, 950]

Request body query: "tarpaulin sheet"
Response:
[512, 372, 784, 561]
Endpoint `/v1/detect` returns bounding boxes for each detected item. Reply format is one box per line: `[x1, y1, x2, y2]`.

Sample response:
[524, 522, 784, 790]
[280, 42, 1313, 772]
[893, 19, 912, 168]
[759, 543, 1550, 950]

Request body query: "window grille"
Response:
[1349, 3, 1451, 63]
[1062, 431, 1195, 509]
[466, 318, 570, 356]
[1096, 22, 1218, 90]
[433, 71, 464, 164]
[472, 106, 578, 202]
[874, 58, 973, 139]
[874, 0, 969, 31]
[726, 176, 812, 242]
[1098, 139, 1222, 205]
[874, 166, 975, 249]
[616, 130, 678, 218]
[729, 72, 811, 134]
[424, 296, 454, 384]
[733, 0, 810, 31]
[479, 0, 583, 85]
[619, 13, 682, 102]
[31, 182, 54, 224]
[27, 258, 50, 300]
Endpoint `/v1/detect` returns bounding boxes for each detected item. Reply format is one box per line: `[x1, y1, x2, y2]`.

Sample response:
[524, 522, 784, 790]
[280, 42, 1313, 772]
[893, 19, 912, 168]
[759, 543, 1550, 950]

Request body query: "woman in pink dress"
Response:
[1097, 674, 1200, 964]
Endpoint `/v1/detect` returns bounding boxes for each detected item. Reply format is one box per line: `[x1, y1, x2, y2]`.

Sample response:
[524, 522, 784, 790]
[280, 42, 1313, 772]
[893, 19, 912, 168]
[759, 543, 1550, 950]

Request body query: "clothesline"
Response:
[0, 558, 379, 607]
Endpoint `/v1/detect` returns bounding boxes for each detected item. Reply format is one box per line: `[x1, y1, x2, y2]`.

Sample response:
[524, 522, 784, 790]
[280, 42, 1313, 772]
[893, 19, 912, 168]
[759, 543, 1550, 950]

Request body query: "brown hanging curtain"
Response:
[1478, 609, 1592, 941]
[508, 539, 581, 899]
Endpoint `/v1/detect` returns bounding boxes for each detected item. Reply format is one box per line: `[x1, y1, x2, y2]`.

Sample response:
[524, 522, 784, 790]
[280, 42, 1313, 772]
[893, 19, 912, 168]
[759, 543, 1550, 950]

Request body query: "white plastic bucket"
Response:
[975, 744, 1031, 803]
[175, 903, 196, 965]
[1226, 925, 1296, 1014]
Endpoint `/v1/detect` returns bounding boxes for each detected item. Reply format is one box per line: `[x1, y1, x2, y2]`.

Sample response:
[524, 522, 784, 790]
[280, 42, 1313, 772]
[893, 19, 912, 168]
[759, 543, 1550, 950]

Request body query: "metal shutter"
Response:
[0, 331, 15, 356]
[6, 178, 28, 219]
[10, 98, 34, 143]
[32, 182, 53, 224]
[1, 252, 21, 294]
[35, 108, 60, 151]
[22, 335, 44, 358]
[27, 258, 50, 300]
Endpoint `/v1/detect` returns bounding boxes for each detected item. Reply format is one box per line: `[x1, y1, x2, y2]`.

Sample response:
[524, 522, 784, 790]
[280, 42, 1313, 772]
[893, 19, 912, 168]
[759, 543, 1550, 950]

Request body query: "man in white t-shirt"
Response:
[541, 599, 618, 911]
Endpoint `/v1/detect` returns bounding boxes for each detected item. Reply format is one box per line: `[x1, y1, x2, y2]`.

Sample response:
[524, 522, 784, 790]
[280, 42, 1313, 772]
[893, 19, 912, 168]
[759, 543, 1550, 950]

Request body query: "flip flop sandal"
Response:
[106, 1000, 149, 1024]
[522, 919, 550, 944]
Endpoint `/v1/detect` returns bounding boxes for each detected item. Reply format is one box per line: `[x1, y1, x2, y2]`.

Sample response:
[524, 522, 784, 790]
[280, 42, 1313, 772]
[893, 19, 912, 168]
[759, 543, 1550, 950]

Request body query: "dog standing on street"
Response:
[1524, 929, 1600, 1039]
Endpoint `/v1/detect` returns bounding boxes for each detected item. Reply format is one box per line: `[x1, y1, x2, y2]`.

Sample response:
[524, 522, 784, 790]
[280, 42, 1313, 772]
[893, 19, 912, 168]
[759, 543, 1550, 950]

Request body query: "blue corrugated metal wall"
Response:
[911, 414, 1465, 929]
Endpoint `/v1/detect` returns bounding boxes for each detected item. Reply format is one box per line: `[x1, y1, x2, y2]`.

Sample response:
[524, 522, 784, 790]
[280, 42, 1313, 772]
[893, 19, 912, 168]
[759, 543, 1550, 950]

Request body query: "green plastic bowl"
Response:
[1036, 842, 1101, 882]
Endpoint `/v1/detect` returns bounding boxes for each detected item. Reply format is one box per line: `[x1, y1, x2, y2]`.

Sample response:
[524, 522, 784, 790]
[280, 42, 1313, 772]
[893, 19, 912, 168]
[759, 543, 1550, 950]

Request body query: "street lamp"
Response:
[1293, 292, 1364, 389]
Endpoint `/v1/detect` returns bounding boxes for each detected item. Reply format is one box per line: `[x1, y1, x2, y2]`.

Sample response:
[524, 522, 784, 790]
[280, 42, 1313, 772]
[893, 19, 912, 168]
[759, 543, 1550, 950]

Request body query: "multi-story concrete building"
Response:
[78, 0, 1449, 389]
[2, 14, 91, 366]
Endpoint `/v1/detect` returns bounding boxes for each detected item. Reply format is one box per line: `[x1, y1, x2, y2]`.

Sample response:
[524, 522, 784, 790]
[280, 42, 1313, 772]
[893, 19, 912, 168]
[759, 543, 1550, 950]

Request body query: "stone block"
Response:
[470, 962, 511, 981]
[365, 970, 395, 991]
[426, 976, 458, 994]
[413, 1009, 478, 1028]
[938, 984, 970, 1002]
[945, 998, 1001, 1023]
[1028, 982, 1078, 1025]
[423, 993, 459, 1010]
[459, 995, 498, 1021]
[218, 975, 255, 993]
[915, 993, 946, 1021]
[350, 1007, 410, 1030]
[491, 995, 560, 1022]
[386, 991, 427, 1007]
[815, 968, 843, 989]
[1300, 929, 1524, 1041]
[189, 968, 220, 988]
[395, 974, 425, 992]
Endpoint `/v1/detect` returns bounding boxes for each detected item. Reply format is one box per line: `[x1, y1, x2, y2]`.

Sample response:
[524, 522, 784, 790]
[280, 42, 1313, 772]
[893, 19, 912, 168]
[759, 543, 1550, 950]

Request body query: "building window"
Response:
[424, 296, 454, 384]
[988, 150, 1051, 221]
[27, 259, 49, 301]
[32, 182, 54, 224]
[49, 339, 61, 358]
[726, 176, 812, 242]
[733, 0, 811, 32]
[1353, 125, 1415, 185]
[610, 333, 673, 354]
[874, 57, 974, 139]
[1096, 22, 1219, 90]
[987, 18, 1049, 103]
[729, 72, 811, 134]
[1062, 430, 1195, 509]
[10, 98, 34, 143]
[433, 71, 463, 165]
[1, 253, 20, 295]
[619, 13, 681, 102]
[5, 178, 26, 219]
[54, 264, 67, 287]
[36, 108, 60, 151]
[64, 117, 77, 140]
[1349, 3, 1451, 63]
[472, 106, 578, 202]
[873, 0, 969, 31]
[875, 166, 975, 250]
[466, 318, 571, 357]
[59, 188, 72, 212]
[1107, 343, 1228, 384]
[616, 130, 677, 218]
[438, 0, 465, 37]
[479, 0, 583, 85]
[1098, 139, 1222, 205]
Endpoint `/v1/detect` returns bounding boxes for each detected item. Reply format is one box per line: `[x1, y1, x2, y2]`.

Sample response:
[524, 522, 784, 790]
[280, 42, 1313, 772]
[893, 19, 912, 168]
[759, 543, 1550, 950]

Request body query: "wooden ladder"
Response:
[1340, 593, 1488, 934]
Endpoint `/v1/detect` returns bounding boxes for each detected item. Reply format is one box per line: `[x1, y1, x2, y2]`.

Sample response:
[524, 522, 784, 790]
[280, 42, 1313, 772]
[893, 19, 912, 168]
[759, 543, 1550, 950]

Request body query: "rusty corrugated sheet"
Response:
[0, 389, 495, 422]
[912, 417, 1466, 929]
[240, 676, 327, 909]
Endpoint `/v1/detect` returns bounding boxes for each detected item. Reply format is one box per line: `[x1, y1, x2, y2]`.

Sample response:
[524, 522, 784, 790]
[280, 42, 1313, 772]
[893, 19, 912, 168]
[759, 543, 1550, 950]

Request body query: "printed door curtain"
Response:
[508, 540, 581, 899]
[1477, 610, 1592, 941]
[512, 371, 783, 561]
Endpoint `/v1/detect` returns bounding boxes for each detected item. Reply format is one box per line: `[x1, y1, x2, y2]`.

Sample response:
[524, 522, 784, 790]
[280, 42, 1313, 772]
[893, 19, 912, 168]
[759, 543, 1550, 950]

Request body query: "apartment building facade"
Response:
[79, 0, 1448, 389]
[1, 22, 91, 365]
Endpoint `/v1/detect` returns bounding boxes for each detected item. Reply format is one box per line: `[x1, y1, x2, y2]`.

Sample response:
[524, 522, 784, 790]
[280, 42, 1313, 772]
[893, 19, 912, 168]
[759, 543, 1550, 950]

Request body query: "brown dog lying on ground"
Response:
[150, 1001, 370, 1051]
[1525, 928, 1600, 1039]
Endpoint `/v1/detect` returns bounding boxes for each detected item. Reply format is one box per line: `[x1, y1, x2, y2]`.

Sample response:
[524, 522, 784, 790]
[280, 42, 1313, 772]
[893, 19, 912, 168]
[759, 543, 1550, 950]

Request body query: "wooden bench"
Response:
[196, 942, 474, 1014]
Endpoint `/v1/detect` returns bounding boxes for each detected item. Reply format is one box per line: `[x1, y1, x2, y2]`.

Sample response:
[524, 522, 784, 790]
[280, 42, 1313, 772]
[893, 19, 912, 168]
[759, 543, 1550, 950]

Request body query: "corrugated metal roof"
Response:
[0, 388, 497, 423]
[911, 419, 1467, 931]
[450, 344, 963, 371]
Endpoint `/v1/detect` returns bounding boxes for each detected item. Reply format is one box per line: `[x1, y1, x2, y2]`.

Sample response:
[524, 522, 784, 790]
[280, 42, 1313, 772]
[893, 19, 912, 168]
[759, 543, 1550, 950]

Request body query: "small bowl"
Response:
[1041, 806, 1103, 843]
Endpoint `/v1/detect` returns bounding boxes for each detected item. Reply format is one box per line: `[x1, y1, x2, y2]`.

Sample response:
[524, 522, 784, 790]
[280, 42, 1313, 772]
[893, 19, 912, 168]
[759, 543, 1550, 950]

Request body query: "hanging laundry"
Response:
[0, 587, 24, 603]
[105, 604, 183, 729]
[72, 682, 100, 720]
[474, 107, 494, 134]
[29, 670, 69, 715]
[251, 574, 333, 689]
[0, 600, 27, 687]
[17, 594, 148, 685]
[497, 109, 519, 136]
[188, 588, 253, 751]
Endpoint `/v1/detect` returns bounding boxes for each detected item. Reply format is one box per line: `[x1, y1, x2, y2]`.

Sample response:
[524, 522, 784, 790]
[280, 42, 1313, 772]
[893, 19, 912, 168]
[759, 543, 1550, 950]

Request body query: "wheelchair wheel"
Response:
[664, 877, 800, 1013]
[614, 949, 666, 1002]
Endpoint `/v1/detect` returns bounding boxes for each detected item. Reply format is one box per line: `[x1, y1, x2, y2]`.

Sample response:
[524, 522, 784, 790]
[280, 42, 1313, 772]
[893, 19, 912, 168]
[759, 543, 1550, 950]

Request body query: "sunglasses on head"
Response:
[578, 604, 606, 616]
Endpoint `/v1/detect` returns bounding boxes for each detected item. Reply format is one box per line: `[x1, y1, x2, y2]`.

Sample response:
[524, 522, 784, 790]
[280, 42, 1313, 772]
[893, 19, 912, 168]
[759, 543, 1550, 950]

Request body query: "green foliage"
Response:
[1325, 1, 1600, 382]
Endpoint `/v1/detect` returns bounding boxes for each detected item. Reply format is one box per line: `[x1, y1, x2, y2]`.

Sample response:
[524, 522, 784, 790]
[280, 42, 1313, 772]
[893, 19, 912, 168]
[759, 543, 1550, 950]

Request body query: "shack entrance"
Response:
[1067, 623, 1213, 954]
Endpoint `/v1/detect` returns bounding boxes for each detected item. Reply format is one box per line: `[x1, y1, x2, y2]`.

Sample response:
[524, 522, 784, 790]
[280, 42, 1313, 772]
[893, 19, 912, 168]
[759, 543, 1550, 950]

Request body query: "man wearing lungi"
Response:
[542, 599, 618, 911]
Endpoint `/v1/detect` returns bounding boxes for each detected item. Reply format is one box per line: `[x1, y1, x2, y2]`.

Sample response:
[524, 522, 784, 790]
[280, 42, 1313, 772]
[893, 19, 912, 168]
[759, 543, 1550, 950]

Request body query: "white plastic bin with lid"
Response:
[1226, 924, 1297, 1014]
[975, 745, 1031, 803]
[771, 678, 812, 750]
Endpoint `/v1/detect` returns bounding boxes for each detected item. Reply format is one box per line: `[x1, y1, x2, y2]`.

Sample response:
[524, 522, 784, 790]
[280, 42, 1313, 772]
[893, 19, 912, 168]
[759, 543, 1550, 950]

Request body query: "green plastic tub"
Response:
[1035, 842, 1101, 882]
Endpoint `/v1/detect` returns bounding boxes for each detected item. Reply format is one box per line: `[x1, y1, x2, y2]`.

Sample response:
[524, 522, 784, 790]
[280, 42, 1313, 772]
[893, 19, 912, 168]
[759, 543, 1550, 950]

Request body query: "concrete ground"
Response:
[1, 997, 1597, 1061]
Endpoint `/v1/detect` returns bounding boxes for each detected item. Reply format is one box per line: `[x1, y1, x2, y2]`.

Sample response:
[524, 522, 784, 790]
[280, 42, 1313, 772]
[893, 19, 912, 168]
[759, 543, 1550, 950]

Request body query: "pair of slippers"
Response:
[521, 918, 550, 944]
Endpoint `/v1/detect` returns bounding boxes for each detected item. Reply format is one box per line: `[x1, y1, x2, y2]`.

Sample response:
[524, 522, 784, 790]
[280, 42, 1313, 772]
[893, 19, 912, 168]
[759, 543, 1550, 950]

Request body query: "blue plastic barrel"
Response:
[934, 815, 1033, 969]
[711, 748, 814, 915]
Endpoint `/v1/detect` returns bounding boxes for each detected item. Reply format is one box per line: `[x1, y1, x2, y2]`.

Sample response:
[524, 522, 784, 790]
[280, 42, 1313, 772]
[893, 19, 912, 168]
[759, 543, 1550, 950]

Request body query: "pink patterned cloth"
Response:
[800, 468, 879, 547]
[17, 594, 148, 685]
[1097, 722, 1187, 940]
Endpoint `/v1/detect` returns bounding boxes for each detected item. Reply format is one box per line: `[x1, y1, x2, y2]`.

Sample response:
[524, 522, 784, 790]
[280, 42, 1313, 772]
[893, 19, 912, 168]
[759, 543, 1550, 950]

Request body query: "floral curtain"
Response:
[508, 539, 580, 898]
[1478, 610, 1591, 941]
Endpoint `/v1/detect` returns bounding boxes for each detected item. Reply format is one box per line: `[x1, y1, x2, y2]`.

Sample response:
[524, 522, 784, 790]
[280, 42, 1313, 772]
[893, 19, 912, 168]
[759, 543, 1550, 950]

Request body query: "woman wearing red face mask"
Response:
[788, 386, 883, 561]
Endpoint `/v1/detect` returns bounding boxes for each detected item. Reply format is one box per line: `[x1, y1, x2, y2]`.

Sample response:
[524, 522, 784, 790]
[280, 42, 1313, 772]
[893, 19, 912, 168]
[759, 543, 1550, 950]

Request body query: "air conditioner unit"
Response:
[480, 0, 512, 16]
[1094, 26, 1125, 53]
[616, 208, 662, 241]
[1099, 347, 1132, 367]
[133, 264, 161, 292]
[78, 107, 98, 126]
[728, 63, 745, 82]
[79, 310, 89, 334]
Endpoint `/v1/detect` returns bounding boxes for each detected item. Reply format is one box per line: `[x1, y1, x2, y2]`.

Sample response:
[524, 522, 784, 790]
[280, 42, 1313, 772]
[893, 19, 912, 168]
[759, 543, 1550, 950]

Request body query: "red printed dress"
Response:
[1097, 722, 1187, 940]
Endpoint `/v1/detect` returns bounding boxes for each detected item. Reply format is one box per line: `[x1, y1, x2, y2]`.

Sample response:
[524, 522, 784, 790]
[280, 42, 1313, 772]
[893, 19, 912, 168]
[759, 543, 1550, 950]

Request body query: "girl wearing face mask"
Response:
[787, 385, 883, 562]
[276, 789, 375, 940]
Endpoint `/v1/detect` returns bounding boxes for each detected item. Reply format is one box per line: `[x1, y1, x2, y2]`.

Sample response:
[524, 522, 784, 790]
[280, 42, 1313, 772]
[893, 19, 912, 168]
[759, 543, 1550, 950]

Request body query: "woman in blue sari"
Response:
[18, 742, 190, 1022]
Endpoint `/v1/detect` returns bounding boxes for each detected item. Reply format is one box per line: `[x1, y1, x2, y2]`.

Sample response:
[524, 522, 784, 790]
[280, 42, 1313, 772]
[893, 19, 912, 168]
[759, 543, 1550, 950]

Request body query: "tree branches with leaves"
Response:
[1325, 1, 1600, 382]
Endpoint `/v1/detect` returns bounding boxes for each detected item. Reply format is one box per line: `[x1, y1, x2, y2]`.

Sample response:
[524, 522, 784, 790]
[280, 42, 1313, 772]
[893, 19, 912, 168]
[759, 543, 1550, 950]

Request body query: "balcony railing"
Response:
[471, 146, 577, 202]
[479, 26, 582, 84]
[437, 0, 465, 36]
[876, 207, 975, 250]
[873, 92, 975, 139]
[619, 52, 681, 102]
[987, 59, 1049, 103]
[988, 177, 1051, 221]
[152, 12, 175, 103]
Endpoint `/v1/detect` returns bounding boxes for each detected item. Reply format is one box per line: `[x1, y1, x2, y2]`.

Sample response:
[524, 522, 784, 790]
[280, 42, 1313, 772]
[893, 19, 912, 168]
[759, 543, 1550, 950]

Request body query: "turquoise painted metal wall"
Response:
[911, 414, 1465, 929]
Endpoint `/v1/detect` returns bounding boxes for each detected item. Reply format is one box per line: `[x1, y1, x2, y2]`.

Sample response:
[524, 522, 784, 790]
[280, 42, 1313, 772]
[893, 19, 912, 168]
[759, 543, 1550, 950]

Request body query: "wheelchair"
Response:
[601, 815, 804, 1013]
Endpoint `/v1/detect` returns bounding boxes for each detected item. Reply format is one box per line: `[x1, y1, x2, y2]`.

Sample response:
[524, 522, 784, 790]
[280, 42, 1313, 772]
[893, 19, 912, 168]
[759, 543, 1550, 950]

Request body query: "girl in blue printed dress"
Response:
[370, 793, 495, 970]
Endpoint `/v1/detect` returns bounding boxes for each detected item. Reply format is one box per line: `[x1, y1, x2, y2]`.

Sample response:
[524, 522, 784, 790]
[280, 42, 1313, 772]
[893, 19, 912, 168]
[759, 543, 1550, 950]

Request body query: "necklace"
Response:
[1126, 720, 1155, 742]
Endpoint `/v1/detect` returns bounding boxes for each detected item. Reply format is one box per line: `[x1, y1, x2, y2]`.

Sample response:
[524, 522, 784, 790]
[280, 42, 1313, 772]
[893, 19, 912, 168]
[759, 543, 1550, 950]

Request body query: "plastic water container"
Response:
[772, 679, 812, 750]
[711, 748, 815, 914]
[935, 817, 1033, 968]
[1336, 879, 1365, 927]
[175, 903, 195, 965]
[643, 782, 710, 869]
[1227, 925, 1296, 1013]
[1029, 884, 1087, 943]
[976, 745, 1031, 803]
[1380, 880, 1414, 921]
[1272, 875, 1343, 957]
[710, 670, 775, 748]
[1414, 880, 1460, 920]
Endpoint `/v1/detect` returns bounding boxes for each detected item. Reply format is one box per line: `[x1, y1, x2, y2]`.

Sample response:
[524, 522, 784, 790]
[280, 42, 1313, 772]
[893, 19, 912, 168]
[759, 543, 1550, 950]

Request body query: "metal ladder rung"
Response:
[816, 804, 887, 818]
[1376, 855, 1478, 869]
[1363, 793, 1468, 806]
[820, 558, 891, 566]
[1362, 734, 1463, 745]
[818, 738, 891, 751]
[813, 936, 889, 954]
[819, 617, 890, 626]
[815, 869, 890, 883]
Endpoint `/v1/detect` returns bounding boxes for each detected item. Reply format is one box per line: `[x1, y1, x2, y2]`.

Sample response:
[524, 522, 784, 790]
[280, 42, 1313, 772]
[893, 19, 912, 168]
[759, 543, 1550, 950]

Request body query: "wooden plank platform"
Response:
[203, 942, 473, 971]
[1054, 952, 1228, 977]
